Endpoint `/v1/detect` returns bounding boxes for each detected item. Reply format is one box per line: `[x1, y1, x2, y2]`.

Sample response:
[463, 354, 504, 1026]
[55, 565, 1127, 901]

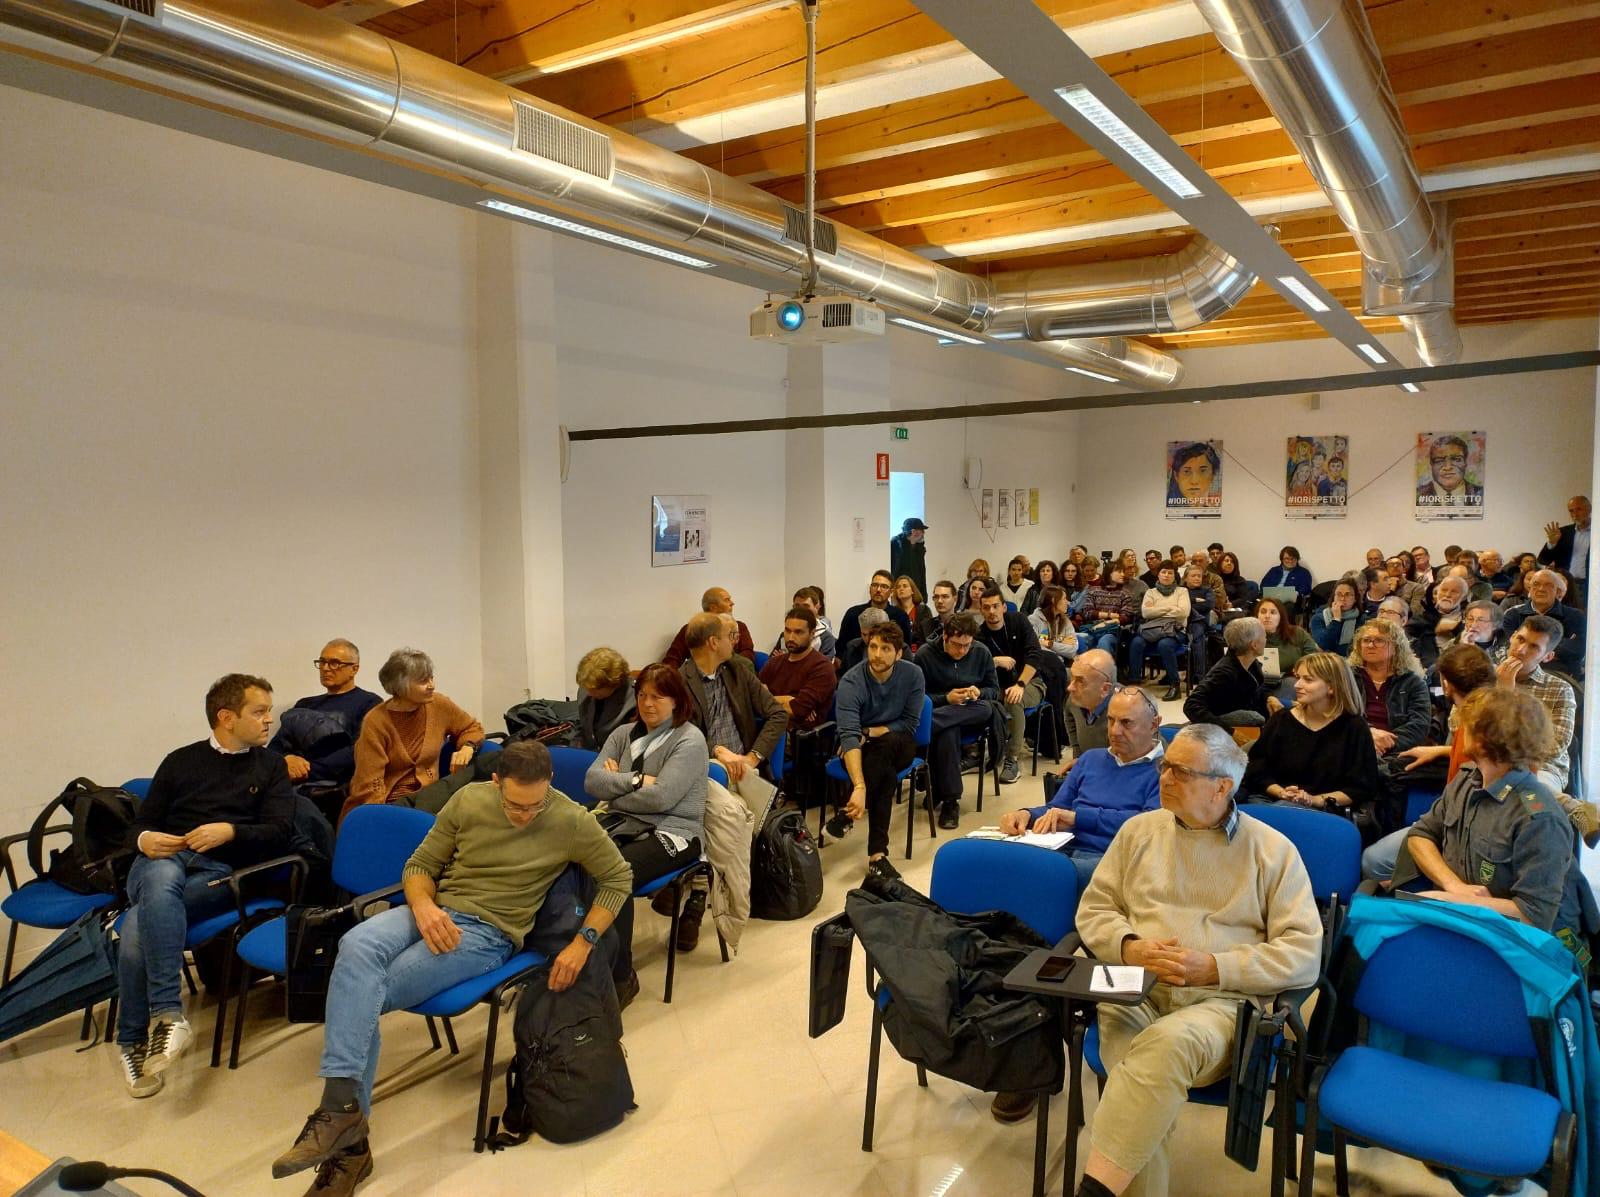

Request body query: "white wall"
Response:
[1076, 318, 1600, 581]
[0, 84, 483, 833]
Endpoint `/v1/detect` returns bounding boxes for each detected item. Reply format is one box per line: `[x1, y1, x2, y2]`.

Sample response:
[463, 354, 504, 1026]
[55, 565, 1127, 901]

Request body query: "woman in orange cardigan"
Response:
[342, 648, 484, 821]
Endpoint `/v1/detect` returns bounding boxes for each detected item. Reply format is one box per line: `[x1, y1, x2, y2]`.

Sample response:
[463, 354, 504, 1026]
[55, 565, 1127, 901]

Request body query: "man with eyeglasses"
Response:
[1501, 569, 1587, 679]
[268, 639, 382, 789]
[1071, 723, 1321, 1197]
[914, 612, 1001, 829]
[273, 739, 632, 1192]
[1416, 436, 1482, 509]
[1063, 649, 1118, 765]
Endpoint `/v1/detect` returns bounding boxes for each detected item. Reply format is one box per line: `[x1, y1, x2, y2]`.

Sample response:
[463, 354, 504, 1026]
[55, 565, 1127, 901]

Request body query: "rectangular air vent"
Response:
[511, 101, 613, 182]
[821, 302, 855, 328]
[86, 0, 162, 17]
[783, 206, 838, 255]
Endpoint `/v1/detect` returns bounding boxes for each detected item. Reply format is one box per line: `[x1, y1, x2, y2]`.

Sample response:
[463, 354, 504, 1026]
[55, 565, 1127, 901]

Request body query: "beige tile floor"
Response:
[0, 690, 1539, 1196]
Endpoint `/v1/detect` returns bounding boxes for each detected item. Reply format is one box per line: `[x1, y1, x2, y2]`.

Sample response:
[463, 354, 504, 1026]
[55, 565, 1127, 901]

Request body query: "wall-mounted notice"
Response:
[1414, 431, 1485, 520]
[1166, 440, 1223, 519]
[1285, 435, 1349, 518]
[1029, 488, 1040, 525]
[651, 494, 709, 567]
[998, 490, 1011, 528]
[981, 489, 994, 529]
[1014, 488, 1028, 526]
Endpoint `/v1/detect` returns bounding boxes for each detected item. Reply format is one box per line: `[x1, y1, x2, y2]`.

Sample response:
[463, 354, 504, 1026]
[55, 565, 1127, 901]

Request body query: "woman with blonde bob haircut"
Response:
[1242, 651, 1385, 841]
[575, 647, 636, 752]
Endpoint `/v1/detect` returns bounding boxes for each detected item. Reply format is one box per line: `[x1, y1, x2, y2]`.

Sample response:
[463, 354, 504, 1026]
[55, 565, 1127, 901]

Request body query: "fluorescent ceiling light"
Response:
[1276, 276, 1331, 313]
[1356, 343, 1388, 364]
[477, 199, 713, 269]
[989, 329, 1027, 340]
[1400, 382, 1422, 393]
[1053, 85, 1202, 201]
[889, 316, 985, 345]
[1066, 366, 1119, 383]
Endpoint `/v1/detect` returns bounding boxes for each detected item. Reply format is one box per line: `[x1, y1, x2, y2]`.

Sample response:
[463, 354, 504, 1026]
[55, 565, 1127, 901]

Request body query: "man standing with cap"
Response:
[890, 518, 929, 599]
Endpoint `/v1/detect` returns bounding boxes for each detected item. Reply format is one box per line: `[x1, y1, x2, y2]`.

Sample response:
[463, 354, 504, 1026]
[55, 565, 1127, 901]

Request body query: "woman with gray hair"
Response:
[1181, 616, 1284, 728]
[342, 648, 484, 821]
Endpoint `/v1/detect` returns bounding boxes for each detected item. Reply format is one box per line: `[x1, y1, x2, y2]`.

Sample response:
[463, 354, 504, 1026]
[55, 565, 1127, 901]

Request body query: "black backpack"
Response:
[487, 959, 635, 1148]
[27, 779, 139, 896]
[750, 807, 823, 921]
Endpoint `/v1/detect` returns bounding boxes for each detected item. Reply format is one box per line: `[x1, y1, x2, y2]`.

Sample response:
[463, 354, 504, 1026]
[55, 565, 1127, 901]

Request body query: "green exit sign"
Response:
[892, 426, 910, 441]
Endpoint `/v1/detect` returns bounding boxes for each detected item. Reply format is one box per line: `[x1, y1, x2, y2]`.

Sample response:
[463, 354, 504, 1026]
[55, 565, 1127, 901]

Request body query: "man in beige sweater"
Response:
[1073, 723, 1322, 1197]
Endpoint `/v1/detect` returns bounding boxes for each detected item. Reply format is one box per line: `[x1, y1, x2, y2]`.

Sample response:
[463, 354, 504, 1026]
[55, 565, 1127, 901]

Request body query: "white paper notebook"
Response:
[1089, 965, 1145, 995]
[967, 827, 1074, 850]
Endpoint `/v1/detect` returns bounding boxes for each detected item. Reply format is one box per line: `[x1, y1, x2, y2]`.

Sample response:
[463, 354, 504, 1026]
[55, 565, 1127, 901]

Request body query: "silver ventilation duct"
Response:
[1193, 0, 1461, 365]
[0, 0, 1273, 386]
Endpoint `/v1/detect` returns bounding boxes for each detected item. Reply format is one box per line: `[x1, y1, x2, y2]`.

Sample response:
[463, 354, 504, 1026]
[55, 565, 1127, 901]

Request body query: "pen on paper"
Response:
[1101, 965, 1114, 989]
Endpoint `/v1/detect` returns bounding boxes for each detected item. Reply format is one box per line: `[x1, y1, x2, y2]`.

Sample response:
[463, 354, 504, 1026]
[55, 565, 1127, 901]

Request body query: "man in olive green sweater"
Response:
[272, 740, 632, 1195]
[1071, 723, 1321, 1197]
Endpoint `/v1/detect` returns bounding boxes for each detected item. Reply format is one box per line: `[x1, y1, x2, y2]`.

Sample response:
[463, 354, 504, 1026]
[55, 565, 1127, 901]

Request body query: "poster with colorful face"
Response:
[1166, 440, 1222, 518]
[1414, 431, 1485, 520]
[1285, 435, 1349, 516]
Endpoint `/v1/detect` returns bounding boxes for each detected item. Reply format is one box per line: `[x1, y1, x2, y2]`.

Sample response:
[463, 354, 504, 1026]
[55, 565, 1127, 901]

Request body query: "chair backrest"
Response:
[769, 733, 786, 780]
[121, 778, 153, 801]
[1240, 804, 1361, 904]
[708, 761, 729, 787]
[1158, 724, 1182, 744]
[1403, 784, 1441, 827]
[930, 839, 1079, 944]
[548, 746, 599, 807]
[478, 739, 502, 758]
[913, 695, 934, 752]
[1262, 585, 1299, 608]
[753, 651, 770, 671]
[333, 805, 436, 897]
[1354, 924, 1539, 1060]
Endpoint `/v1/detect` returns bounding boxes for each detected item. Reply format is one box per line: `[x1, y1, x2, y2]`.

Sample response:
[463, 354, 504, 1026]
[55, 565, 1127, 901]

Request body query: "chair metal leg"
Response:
[1333, 1128, 1349, 1196]
[3, 921, 17, 985]
[1031, 1087, 1049, 1197]
[1298, 1072, 1323, 1197]
[473, 993, 505, 1153]
[925, 768, 937, 843]
[442, 1016, 460, 1055]
[862, 1001, 884, 1151]
[209, 943, 235, 1068]
[1064, 1012, 1085, 1196]
[664, 878, 682, 1004]
[78, 1004, 94, 1041]
[902, 780, 914, 861]
[1548, 1111, 1575, 1197]
[975, 737, 986, 811]
[425, 1015, 442, 1051]
[106, 995, 118, 1039]
[228, 961, 253, 1069]
[183, 957, 198, 996]
[916, 1063, 927, 1087]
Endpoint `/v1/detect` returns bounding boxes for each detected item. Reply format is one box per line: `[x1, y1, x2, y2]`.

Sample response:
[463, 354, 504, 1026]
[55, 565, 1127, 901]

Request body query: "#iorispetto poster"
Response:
[651, 494, 709, 566]
[1414, 431, 1486, 520]
[1166, 440, 1222, 518]
[1285, 435, 1349, 517]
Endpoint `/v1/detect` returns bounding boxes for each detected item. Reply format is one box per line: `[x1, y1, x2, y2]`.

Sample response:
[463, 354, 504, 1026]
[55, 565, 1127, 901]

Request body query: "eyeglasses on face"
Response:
[500, 795, 549, 818]
[1110, 684, 1159, 716]
[314, 659, 357, 670]
[1157, 758, 1224, 781]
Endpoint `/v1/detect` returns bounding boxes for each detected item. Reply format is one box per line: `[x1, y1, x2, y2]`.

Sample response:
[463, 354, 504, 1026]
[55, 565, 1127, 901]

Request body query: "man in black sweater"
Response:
[914, 613, 1001, 827]
[976, 583, 1048, 784]
[118, 674, 296, 1098]
[268, 639, 381, 789]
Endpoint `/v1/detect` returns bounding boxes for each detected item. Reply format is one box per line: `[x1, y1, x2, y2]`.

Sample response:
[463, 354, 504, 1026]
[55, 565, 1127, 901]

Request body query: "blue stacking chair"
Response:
[825, 697, 935, 859]
[223, 805, 436, 1068]
[1301, 923, 1576, 1197]
[861, 839, 1080, 1197]
[752, 651, 770, 671]
[634, 760, 731, 1003]
[1023, 701, 1059, 775]
[549, 746, 599, 807]
[1241, 803, 1362, 907]
[1, 777, 152, 984]
[1402, 782, 1442, 828]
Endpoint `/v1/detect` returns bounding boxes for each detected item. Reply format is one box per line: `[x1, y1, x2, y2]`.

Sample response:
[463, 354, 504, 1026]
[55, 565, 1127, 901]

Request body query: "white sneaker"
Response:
[120, 1042, 163, 1098]
[145, 1014, 192, 1075]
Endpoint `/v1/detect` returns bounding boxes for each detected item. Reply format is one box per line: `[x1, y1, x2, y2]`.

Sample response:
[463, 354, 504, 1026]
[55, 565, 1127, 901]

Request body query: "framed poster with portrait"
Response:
[1285, 436, 1349, 517]
[1414, 432, 1485, 520]
[1166, 440, 1222, 519]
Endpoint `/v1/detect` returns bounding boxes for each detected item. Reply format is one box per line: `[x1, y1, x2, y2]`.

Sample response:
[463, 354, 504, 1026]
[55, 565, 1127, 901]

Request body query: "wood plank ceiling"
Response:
[306, 0, 1600, 351]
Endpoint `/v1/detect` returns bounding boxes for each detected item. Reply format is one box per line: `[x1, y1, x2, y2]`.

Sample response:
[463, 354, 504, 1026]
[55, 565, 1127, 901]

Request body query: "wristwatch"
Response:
[631, 770, 645, 791]
[579, 927, 600, 947]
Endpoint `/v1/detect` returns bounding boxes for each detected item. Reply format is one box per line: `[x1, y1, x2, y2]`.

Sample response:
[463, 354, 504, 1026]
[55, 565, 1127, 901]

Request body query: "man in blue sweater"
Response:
[997, 687, 1163, 894]
[823, 621, 926, 880]
[268, 639, 382, 789]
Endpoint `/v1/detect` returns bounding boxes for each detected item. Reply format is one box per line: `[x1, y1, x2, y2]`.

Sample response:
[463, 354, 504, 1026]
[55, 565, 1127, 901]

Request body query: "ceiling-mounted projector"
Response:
[750, 293, 886, 345]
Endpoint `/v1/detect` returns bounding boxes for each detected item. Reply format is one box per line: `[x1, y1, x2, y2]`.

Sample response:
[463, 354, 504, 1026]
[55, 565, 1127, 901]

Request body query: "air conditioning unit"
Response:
[750, 293, 886, 345]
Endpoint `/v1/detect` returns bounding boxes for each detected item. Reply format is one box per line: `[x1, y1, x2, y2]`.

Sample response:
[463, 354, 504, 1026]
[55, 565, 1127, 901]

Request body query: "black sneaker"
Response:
[1162, 684, 1182, 702]
[614, 970, 641, 1012]
[820, 811, 854, 846]
[865, 856, 901, 884]
[938, 801, 961, 829]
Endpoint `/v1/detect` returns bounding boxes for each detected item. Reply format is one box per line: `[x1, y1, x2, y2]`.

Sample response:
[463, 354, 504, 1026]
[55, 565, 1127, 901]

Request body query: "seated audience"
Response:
[574, 646, 636, 752]
[891, 574, 939, 650]
[1168, 546, 1188, 572]
[1365, 547, 1385, 572]
[998, 555, 1036, 613]
[1450, 553, 1492, 602]
[587, 663, 709, 969]
[1501, 569, 1586, 677]
[1129, 560, 1189, 701]
[1408, 574, 1470, 668]
[1208, 542, 1226, 568]
[662, 587, 756, 667]
[1118, 550, 1148, 601]
[1409, 544, 1436, 587]
[1182, 561, 1215, 678]
[1479, 549, 1513, 600]
[1260, 545, 1312, 599]
[1064, 649, 1117, 764]
[1078, 562, 1138, 658]
[344, 649, 483, 821]
[1453, 598, 1503, 656]
[269, 640, 382, 788]
[1060, 560, 1086, 600]
[1242, 652, 1384, 843]
[1393, 688, 1590, 953]
[957, 558, 992, 610]
[1309, 577, 1361, 653]
[977, 582, 1048, 784]
[1346, 619, 1431, 761]
[959, 574, 991, 613]
[118, 674, 296, 1097]
[928, 578, 959, 635]
[1216, 551, 1251, 609]
[839, 570, 913, 646]
[1503, 554, 1539, 604]
[997, 687, 1162, 893]
[771, 586, 836, 660]
[1495, 615, 1577, 791]
[1028, 560, 1060, 612]
[1183, 617, 1282, 728]
[1030, 585, 1078, 662]
[1383, 554, 1424, 607]
[1188, 547, 1229, 614]
[758, 606, 838, 733]
[1256, 597, 1316, 683]
[1359, 566, 1397, 620]
[1374, 594, 1411, 629]
[1138, 550, 1163, 589]
[678, 613, 788, 787]
[914, 612, 1001, 828]
[1071, 723, 1321, 1197]
[822, 622, 926, 875]
[1079, 555, 1104, 592]
[274, 740, 631, 1187]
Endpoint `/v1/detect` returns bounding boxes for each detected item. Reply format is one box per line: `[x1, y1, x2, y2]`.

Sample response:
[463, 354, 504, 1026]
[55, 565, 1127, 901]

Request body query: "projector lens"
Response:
[777, 302, 805, 331]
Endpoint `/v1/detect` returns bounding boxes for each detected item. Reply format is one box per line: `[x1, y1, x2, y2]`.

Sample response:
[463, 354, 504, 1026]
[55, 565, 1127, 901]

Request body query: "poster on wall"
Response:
[1029, 488, 1040, 525]
[1285, 436, 1349, 517]
[998, 490, 1012, 528]
[1166, 440, 1223, 519]
[1014, 489, 1029, 526]
[651, 494, 709, 567]
[1414, 431, 1485, 520]
[981, 489, 994, 529]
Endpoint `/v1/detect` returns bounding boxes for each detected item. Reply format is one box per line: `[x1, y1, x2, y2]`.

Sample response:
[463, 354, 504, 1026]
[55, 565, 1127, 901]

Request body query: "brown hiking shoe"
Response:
[303, 1144, 372, 1196]
[273, 1108, 369, 1179]
[990, 1090, 1038, 1123]
[675, 890, 706, 953]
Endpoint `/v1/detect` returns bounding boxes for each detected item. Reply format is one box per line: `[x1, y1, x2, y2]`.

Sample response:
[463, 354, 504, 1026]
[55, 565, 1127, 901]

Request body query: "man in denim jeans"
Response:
[118, 673, 296, 1098]
[272, 739, 632, 1196]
